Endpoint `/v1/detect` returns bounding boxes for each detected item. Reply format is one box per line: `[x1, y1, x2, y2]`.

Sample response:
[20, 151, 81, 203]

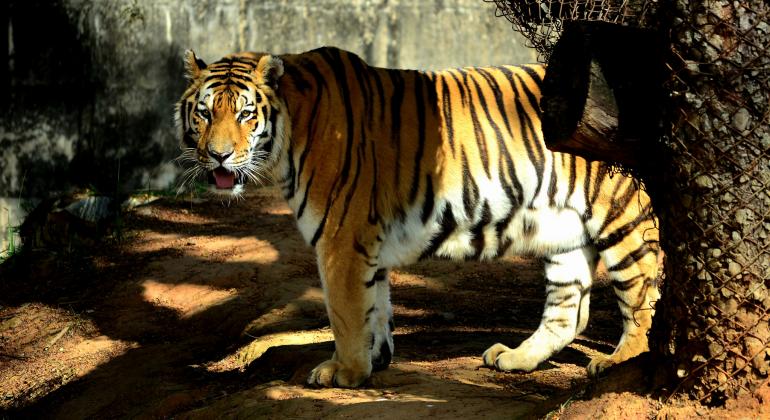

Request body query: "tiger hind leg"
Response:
[483, 246, 596, 372]
[370, 269, 394, 371]
[587, 233, 660, 376]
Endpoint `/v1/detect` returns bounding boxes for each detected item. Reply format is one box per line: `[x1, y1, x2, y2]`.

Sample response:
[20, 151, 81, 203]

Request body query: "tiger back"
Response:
[176, 46, 660, 388]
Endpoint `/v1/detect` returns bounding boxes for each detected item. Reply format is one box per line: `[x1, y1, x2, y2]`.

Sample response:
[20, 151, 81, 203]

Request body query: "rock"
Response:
[695, 174, 714, 189]
[728, 261, 743, 276]
[64, 197, 113, 223]
[735, 209, 752, 225]
[733, 108, 750, 131]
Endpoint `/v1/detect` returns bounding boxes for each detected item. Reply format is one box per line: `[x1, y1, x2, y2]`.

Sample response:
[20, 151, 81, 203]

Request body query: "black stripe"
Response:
[349, 54, 374, 131]
[516, 68, 543, 112]
[373, 269, 387, 282]
[606, 243, 654, 272]
[612, 274, 645, 291]
[522, 215, 537, 237]
[281, 142, 296, 199]
[440, 77, 456, 153]
[597, 178, 638, 237]
[420, 205, 457, 259]
[295, 63, 327, 194]
[447, 70, 467, 106]
[470, 201, 492, 259]
[543, 317, 573, 328]
[461, 147, 478, 218]
[284, 65, 312, 93]
[368, 141, 380, 225]
[545, 293, 577, 307]
[545, 278, 584, 290]
[296, 170, 315, 219]
[547, 154, 558, 207]
[462, 69, 491, 178]
[371, 70, 386, 125]
[583, 161, 594, 220]
[322, 49, 355, 195]
[231, 80, 249, 91]
[590, 163, 609, 205]
[408, 73, 426, 204]
[353, 238, 373, 259]
[501, 69, 543, 205]
[594, 205, 654, 252]
[310, 200, 332, 247]
[389, 70, 405, 191]
[337, 139, 365, 230]
[477, 68, 514, 137]
[494, 211, 515, 256]
[567, 154, 577, 199]
[421, 175, 435, 224]
[470, 72, 508, 180]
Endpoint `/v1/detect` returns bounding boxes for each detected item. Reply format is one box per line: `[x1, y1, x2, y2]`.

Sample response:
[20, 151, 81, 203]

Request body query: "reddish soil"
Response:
[1, 187, 766, 418]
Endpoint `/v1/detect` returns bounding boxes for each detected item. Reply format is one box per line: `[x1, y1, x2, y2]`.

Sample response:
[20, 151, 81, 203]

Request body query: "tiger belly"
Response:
[378, 198, 589, 268]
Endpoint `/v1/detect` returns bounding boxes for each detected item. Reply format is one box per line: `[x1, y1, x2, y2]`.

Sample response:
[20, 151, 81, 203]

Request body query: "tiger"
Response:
[175, 46, 661, 388]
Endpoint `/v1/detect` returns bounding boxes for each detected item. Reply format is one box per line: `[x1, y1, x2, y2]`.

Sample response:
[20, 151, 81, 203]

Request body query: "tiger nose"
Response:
[208, 147, 233, 164]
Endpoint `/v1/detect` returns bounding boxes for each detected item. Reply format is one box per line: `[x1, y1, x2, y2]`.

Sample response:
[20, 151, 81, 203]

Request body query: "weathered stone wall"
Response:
[0, 0, 534, 252]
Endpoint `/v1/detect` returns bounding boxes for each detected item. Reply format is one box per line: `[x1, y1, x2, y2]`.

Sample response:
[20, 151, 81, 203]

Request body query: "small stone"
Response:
[708, 342, 724, 357]
[709, 248, 722, 258]
[761, 133, 770, 150]
[728, 261, 742, 276]
[733, 108, 750, 131]
[732, 231, 742, 242]
[735, 209, 751, 224]
[695, 175, 714, 189]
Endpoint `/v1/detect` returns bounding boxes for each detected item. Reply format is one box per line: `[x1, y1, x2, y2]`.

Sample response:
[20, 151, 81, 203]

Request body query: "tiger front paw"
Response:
[586, 354, 615, 377]
[307, 359, 370, 388]
[482, 343, 541, 372]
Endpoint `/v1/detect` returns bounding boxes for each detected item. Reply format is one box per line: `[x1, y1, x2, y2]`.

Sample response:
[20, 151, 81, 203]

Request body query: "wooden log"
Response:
[540, 21, 667, 170]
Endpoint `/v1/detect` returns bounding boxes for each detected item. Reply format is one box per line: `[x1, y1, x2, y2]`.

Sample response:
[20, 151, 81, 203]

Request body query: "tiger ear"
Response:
[184, 49, 207, 81]
[256, 55, 284, 90]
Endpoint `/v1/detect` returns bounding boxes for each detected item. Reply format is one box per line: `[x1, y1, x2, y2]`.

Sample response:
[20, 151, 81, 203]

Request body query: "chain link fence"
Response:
[656, 0, 770, 404]
[483, 0, 654, 60]
[486, 0, 770, 405]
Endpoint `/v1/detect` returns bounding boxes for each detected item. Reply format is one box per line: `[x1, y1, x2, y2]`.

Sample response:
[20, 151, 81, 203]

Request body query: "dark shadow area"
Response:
[2, 0, 186, 198]
[0, 191, 627, 418]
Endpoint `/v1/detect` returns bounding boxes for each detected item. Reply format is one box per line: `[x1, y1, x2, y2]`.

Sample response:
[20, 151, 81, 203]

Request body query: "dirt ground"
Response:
[1, 188, 767, 419]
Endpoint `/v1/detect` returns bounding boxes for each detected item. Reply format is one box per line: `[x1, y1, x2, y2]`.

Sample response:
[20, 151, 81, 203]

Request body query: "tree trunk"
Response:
[651, 0, 770, 404]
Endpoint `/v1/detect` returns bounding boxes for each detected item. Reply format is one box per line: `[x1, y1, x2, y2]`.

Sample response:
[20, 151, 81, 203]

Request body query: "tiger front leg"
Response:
[308, 244, 380, 388]
[370, 269, 394, 371]
[483, 247, 595, 372]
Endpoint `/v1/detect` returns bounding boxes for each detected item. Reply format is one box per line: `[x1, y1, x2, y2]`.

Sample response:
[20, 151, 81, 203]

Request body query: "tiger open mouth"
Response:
[207, 167, 245, 190]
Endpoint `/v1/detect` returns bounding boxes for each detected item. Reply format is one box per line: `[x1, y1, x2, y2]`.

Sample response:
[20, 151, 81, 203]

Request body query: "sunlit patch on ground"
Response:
[141, 280, 238, 318]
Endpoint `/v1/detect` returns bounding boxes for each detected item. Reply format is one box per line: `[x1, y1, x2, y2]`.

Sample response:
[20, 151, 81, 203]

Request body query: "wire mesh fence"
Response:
[486, 0, 770, 404]
[655, 0, 770, 404]
[483, 0, 656, 59]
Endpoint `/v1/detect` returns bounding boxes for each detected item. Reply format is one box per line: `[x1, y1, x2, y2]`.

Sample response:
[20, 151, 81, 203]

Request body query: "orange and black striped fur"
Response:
[176, 47, 660, 388]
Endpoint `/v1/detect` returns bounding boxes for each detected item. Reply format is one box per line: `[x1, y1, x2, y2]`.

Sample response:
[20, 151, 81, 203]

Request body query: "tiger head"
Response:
[175, 50, 286, 196]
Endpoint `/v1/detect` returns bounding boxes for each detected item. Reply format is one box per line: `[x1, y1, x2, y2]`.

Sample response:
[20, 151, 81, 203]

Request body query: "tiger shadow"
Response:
[5, 192, 623, 417]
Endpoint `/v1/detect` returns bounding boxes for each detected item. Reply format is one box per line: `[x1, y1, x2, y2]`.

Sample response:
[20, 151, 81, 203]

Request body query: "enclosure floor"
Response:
[1, 188, 766, 418]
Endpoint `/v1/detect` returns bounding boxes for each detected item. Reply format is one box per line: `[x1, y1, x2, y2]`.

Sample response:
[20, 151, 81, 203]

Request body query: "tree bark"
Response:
[651, 0, 770, 404]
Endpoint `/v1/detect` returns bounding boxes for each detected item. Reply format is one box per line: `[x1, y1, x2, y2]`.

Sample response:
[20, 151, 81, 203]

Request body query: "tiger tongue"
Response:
[213, 168, 235, 189]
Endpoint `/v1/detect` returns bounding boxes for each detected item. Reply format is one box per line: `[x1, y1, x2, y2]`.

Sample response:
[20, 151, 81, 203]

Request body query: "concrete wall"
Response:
[0, 0, 534, 252]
